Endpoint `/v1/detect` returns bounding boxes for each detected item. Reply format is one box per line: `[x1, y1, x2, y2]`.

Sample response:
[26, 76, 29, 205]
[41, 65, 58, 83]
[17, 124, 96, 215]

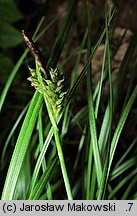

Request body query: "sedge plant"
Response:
[1, 0, 137, 200]
[22, 30, 73, 200]
[1, 0, 77, 200]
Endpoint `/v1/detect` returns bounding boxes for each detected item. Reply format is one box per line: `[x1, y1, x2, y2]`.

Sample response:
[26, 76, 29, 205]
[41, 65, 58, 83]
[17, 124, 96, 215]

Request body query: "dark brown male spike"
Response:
[22, 30, 47, 78]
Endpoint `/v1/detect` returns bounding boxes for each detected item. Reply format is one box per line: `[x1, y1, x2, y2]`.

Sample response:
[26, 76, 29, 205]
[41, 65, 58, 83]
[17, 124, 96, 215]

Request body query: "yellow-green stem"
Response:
[53, 126, 73, 200]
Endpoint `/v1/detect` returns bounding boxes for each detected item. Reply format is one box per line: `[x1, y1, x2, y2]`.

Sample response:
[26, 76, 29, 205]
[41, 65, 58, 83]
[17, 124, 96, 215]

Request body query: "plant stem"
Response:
[53, 126, 73, 200]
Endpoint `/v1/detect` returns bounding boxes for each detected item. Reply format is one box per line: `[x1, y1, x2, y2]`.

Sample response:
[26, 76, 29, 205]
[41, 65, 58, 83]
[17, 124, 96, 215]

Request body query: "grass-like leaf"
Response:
[1, 91, 43, 200]
[108, 85, 137, 174]
[28, 156, 58, 200]
[86, 5, 102, 197]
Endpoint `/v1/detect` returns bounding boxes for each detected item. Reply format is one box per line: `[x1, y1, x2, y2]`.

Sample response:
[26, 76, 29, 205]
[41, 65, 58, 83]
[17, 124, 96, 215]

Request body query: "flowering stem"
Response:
[34, 60, 73, 200]
[53, 126, 73, 200]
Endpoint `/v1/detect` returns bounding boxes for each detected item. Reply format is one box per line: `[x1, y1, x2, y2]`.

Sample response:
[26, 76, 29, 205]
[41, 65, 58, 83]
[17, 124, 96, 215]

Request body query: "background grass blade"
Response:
[47, 0, 78, 68]
[86, 5, 102, 189]
[28, 156, 58, 200]
[109, 85, 137, 175]
[99, 31, 137, 155]
[0, 51, 27, 112]
[97, 6, 114, 200]
[108, 168, 137, 199]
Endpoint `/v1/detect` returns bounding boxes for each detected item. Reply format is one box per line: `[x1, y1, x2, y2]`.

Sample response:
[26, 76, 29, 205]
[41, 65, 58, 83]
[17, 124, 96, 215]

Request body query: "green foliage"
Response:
[1, 0, 77, 200]
[1, 91, 43, 200]
[1, 0, 137, 200]
[28, 156, 58, 200]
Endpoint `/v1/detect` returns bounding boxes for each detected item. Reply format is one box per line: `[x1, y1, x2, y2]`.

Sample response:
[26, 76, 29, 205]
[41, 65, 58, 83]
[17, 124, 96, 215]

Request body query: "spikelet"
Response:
[28, 67, 67, 121]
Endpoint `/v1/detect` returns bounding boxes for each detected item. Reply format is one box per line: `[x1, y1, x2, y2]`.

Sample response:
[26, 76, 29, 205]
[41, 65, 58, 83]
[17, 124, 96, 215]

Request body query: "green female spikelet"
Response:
[28, 66, 67, 121]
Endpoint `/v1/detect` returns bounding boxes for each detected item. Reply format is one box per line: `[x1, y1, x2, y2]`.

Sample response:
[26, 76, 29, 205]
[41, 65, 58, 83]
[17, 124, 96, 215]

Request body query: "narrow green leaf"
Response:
[121, 176, 137, 199]
[97, 5, 114, 200]
[1, 91, 43, 200]
[47, 0, 78, 68]
[0, 50, 27, 112]
[1, 104, 28, 165]
[108, 168, 137, 199]
[28, 125, 54, 195]
[109, 85, 137, 175]
[86, 5, 102, 189]
[115, 137, 137, 167]
[99, 31, 137, 161]
[28, 156, 58, 200]
[110, 157, 137, 181]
